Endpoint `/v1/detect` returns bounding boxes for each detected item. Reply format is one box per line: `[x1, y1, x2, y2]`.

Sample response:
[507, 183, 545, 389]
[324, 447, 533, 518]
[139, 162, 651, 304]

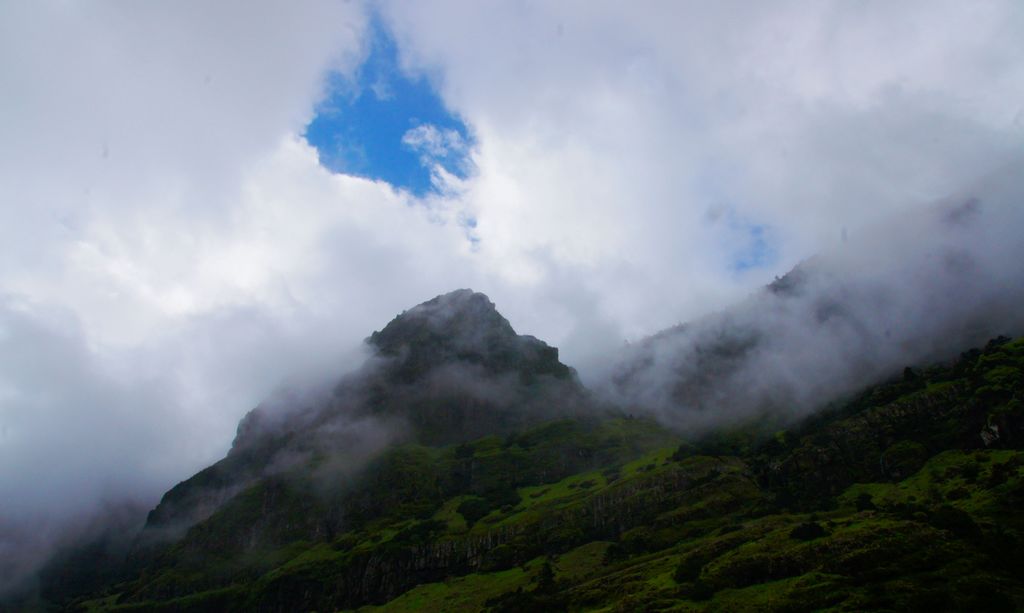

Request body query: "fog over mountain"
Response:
[2, 0, 1024, 605]
[608, 167, 1024, 429]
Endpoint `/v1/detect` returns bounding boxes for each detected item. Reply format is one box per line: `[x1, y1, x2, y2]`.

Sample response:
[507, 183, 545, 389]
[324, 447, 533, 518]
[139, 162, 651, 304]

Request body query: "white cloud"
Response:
[403, 123, 466, 159]
[0, 0, 380, 525]
[380, 0, 1024, 334]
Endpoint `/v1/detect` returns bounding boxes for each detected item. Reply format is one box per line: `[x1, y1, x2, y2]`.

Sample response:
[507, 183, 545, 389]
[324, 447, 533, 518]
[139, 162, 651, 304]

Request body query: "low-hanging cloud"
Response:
[605, 166, 1024, 431]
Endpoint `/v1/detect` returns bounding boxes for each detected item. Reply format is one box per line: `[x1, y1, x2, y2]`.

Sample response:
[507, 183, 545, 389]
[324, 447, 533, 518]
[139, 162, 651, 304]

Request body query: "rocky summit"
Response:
[369, 289, 573, 383]
[133, 291, 588, 555]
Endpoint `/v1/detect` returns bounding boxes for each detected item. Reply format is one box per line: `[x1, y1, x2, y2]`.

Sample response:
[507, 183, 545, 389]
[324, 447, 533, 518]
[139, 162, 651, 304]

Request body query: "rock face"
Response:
[359, 289, 585, 443]
[368, 289, 573, 384]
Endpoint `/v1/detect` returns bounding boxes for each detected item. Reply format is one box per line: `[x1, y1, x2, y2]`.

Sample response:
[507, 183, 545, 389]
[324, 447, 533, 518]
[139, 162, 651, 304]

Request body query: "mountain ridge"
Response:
[134, 289, 589, 554]
[11, 278, 1024, 612]
[51, 332, 1024, 612]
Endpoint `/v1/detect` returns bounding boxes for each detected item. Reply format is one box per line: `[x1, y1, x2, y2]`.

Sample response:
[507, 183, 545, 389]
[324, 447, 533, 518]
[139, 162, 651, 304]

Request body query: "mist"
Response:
[604, 164, 1024, 432]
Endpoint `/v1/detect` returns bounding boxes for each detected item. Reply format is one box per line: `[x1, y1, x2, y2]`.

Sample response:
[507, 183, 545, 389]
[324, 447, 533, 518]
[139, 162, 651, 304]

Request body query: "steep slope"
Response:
[76, 291, 597, 606]
[18, 275, 1024, 612]
[137, 290, 586, 543]
[357, 288, 584, 442]
[63, 335, 1024, 612]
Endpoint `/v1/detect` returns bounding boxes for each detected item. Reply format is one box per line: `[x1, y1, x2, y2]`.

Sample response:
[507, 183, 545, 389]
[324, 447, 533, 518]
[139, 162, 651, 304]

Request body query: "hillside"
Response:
[16, 293, 1024, 612]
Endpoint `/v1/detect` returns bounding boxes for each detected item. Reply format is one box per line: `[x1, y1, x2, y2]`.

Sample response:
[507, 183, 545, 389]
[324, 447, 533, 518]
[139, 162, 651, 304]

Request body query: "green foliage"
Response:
[346, 444, 444, 524]
[482, 485, 520, 509]
[456, 496, 491, 525]
[789, 522, 827, 541]
[928, 505, 981, 540]
[391, 519, 447, 545]
[673, 554, 705, 583]
[534, 560, 556, 593]
[855, 492, 877, 511]
[881, 440, 929, 480]
[66, 336, 1024, 613]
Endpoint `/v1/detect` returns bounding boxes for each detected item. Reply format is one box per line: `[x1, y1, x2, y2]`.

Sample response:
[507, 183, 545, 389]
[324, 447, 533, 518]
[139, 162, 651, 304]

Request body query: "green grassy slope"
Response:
[70, 337, 1024, 612]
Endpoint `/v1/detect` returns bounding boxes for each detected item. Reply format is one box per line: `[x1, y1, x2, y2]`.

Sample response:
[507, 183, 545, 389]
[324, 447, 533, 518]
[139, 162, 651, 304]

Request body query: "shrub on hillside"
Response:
[789, 522, 827, 541]
[457, 497, 492, 525]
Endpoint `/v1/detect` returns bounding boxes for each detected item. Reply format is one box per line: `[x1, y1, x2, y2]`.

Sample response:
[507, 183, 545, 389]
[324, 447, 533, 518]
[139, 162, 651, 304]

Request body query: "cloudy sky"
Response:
[1, 0, 1023, 535]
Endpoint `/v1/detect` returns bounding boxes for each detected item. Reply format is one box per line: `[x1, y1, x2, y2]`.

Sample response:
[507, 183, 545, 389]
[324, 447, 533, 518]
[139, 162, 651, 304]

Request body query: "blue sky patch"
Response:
[304, 20, 472, 196]
[730, 222, 776, 273]
[703, 199, 777, 275]
[697, 165, 778, 275]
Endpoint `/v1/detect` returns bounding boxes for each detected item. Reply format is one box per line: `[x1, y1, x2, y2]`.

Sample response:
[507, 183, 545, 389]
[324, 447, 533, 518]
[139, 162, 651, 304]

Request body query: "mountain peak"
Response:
[366, 289, 572, 383]
[369, 289, 514, 355]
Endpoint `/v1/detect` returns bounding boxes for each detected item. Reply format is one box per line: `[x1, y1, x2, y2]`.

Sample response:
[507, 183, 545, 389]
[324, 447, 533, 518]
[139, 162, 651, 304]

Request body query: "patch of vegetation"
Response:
[59, 336, 1024, 612]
